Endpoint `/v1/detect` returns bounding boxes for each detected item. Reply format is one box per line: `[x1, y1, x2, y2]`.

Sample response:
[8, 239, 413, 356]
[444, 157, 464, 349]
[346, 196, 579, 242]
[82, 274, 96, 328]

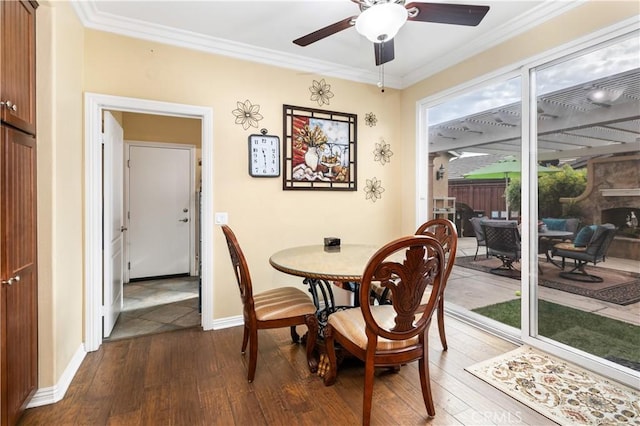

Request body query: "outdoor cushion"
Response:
[553, 242, 586, 252]
[564, 218, 581, 234]
[542, 218, 567, 231]
[573, 225, 596, 247]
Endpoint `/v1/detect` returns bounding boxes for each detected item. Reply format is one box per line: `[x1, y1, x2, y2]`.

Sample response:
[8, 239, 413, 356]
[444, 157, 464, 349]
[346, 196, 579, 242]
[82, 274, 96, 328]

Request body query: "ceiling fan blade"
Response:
[406, 2, 490, 26]
[374, 39, 395, 66]
[293, 16, 356, 46]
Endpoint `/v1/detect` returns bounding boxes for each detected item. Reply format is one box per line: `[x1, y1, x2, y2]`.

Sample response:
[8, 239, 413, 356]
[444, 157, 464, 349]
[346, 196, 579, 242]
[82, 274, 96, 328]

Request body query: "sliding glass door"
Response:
[426, 75, 523, 337]
[419, 28, 639, 386]
[532, 35, 640, 373]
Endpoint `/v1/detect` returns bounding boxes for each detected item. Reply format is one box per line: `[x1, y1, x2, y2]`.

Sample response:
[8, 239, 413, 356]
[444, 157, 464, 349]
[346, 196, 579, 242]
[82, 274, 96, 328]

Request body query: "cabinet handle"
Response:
[2, 275, 20, 286]
[1, 100, 18, 112]
[179, 218, 189, 222]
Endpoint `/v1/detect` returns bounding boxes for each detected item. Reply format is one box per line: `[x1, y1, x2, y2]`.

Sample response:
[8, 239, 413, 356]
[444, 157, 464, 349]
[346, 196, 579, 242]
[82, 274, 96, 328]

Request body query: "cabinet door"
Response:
[1, 125, 37, 426]
[0, 0, 37, 135]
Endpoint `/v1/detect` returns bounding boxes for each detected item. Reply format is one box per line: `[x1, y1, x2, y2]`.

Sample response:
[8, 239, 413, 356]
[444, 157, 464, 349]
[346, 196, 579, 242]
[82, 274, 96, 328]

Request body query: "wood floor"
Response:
[20, 317, 550, 425]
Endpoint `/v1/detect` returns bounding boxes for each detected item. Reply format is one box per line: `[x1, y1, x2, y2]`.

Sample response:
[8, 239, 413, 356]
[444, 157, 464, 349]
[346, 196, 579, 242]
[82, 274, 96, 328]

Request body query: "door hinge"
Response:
[100, 133, 105, 145]
[128, 262, 131, 270]
[127, 159, 131, 168]
[100, 305, 105, 316]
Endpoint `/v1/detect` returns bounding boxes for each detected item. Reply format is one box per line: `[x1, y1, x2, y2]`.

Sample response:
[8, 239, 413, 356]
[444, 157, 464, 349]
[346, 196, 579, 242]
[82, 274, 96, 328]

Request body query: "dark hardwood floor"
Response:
[20, 317, 550, 425]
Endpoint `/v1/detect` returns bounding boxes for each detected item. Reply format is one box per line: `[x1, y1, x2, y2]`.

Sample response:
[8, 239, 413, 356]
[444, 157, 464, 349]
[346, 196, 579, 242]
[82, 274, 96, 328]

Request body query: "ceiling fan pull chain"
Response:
[376, 41, 385, 93]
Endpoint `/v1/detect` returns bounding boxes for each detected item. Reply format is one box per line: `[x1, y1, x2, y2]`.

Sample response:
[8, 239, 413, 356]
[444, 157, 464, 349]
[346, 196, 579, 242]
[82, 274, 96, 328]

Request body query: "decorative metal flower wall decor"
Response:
[309, 79, 334, 106]
[232, 99, 263, 130]
[373, 139, 393, 165]
[364, 177, 385, 202]
[364, 112, 377, 127]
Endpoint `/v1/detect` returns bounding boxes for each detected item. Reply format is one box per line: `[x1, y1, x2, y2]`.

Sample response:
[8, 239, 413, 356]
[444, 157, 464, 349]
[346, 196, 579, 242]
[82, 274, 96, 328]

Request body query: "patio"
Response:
[447, 236, 640, 327]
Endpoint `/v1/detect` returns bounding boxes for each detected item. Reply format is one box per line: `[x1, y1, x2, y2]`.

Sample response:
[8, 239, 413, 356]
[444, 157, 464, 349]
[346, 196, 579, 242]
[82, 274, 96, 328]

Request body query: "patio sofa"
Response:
[540, 217, 581, 236]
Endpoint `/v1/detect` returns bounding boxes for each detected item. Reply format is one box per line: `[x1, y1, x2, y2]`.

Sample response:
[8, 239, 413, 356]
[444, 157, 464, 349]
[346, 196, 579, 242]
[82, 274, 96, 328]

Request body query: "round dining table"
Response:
[269, 243, 379, 282]
[269, 244, 379, 310]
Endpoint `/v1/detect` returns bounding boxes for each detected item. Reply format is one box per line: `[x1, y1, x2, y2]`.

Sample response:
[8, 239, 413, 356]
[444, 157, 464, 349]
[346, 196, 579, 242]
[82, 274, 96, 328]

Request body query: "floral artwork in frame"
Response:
[282, 105, 357, 191]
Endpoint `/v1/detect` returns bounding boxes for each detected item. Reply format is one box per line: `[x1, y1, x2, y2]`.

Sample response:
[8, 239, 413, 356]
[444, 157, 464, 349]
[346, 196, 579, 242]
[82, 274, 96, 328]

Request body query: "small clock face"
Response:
[249, 135, 280, 177]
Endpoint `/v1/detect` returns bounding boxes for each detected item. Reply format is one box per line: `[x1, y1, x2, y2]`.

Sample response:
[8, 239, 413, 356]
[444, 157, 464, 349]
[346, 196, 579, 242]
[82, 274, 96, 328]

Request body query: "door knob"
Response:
[2, 275, 20, 286]
[179, 218, 189, 222]
[120, 226, 128, 232]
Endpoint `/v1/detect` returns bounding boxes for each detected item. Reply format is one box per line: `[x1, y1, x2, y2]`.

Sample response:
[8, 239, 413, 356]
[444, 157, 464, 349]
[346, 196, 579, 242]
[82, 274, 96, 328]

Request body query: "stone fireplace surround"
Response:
[561, 154, 640, 261]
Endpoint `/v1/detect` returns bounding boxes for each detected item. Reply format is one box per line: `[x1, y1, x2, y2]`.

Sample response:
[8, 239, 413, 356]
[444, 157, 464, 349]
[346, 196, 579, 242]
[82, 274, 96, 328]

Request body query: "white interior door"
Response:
[127, 144, 192, 279]
[103, 111, 124, 338]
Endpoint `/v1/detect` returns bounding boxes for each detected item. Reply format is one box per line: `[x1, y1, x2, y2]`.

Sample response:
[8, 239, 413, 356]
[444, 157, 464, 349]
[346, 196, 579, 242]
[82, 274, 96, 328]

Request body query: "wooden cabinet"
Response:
[1, 126, 37, 426]
[1, 1, 38, 425]
[0, 1, 37, 135]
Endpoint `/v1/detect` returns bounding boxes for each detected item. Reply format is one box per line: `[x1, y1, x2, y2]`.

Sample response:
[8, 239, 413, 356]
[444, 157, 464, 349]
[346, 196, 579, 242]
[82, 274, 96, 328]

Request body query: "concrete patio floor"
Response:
[448, 237, 639, 326]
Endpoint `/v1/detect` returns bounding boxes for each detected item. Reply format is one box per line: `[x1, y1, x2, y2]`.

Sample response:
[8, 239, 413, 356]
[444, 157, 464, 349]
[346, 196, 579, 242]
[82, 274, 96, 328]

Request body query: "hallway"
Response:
[105, 276, 201, 341]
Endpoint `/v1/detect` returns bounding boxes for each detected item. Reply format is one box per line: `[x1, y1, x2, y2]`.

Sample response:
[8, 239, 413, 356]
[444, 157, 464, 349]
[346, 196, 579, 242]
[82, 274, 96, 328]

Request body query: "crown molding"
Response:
[401, 1, 585, 88]
[70, 0, 402, 89]
[71, 1, 583, 90]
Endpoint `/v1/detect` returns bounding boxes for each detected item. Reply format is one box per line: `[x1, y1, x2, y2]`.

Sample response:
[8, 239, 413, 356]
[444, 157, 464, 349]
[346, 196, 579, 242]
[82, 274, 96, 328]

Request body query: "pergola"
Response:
[428, 68, 640, 161]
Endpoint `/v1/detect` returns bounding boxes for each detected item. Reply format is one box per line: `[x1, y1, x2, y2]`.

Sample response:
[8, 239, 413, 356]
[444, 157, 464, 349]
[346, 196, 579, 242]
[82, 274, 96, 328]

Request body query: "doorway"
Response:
[84, 93, 214, 352]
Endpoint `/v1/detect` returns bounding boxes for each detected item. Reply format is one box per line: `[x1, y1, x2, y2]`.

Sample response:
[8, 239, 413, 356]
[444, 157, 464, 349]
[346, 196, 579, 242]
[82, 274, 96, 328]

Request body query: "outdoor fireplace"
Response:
[560, 154, 640, 260]
[601, 207, 639, 238]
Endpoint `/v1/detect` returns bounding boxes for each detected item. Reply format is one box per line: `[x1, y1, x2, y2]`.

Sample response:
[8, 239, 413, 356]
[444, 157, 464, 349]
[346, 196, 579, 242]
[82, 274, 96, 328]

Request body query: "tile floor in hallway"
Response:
[105, 276, 201, 341]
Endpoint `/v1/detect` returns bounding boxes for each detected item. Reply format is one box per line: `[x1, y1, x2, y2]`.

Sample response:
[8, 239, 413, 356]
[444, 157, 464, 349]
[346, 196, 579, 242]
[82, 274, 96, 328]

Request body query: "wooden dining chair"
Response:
[221, 225, 319, 382]
[415, 218, 457, 350]
[323, 235, 447, 425]
[372, 218, 457, 350]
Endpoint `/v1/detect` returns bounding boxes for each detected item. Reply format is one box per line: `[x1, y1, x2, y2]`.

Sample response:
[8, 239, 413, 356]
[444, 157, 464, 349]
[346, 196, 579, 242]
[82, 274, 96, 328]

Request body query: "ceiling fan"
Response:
[293, 0, 490, 66]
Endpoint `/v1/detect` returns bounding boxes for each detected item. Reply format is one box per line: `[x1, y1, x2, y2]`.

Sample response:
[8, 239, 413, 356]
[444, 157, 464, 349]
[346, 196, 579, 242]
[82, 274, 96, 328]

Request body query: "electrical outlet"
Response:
[214, 212, 228, 225]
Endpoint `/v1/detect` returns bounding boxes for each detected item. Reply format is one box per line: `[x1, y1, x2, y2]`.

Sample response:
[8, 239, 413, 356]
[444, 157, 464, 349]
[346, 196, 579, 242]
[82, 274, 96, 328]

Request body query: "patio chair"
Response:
[469, 216, 487, 260]
[322, 235, 447, 425]
[481, 221, 521, 277]
[221, 225, 319, 382]
[551, 223, 617, 282]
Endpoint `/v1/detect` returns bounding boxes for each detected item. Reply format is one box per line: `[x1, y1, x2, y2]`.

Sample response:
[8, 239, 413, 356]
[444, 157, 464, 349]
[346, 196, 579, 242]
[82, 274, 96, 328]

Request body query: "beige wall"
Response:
[34, 0, 637, 392]
[82, 29, 405, 321]
[122, 112, 201, 146]
[36, 1, 85, 388]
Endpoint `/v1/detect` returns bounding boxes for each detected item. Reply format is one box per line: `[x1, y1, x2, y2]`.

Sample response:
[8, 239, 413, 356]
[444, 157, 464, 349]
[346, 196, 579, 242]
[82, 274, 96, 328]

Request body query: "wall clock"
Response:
[248, 133, 280, 177]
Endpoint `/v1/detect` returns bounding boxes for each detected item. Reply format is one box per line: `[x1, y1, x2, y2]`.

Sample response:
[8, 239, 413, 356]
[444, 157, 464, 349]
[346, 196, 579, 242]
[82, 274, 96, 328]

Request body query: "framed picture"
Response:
[282, 104, 357, 191]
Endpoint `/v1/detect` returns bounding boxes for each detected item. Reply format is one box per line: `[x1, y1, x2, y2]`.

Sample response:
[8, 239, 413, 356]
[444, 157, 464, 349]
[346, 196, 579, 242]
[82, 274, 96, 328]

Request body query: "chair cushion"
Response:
[573, 225, 596, 247]
[553, 242, 586, 253]
[254, 287, 316, 321]
[542, 218, 567, 231]
[327, 305, 418, 351]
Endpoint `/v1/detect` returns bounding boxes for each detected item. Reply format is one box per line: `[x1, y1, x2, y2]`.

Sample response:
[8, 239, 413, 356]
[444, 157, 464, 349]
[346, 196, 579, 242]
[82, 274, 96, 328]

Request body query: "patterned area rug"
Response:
[455, 256, 640, 305]
[466, 346, 640, 425]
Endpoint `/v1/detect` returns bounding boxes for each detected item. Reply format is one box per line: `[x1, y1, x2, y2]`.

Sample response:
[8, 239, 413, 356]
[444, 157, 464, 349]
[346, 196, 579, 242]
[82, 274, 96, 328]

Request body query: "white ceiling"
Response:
[71, 0, 583, 89]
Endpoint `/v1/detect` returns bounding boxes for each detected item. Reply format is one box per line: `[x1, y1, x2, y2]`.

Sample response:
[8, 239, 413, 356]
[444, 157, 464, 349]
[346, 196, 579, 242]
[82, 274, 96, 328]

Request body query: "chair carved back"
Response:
[359, 235, 445, 341]
[221, 225, 255, 316]
[415, 218, 458, 282]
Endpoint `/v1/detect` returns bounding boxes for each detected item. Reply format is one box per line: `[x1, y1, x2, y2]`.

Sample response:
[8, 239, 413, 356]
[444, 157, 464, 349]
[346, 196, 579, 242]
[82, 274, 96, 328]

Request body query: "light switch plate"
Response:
[214, 212, 228, 225]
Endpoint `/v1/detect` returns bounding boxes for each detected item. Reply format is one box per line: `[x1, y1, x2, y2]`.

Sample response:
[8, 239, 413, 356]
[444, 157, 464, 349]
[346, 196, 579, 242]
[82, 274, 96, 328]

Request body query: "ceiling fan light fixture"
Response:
[355, 2, 408, 43]
[587, 88, 623, 103]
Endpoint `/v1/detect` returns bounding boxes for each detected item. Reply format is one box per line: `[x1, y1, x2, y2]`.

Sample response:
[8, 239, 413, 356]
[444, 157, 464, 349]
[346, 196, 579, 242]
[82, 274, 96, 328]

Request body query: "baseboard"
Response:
[27, 343, 86, 408]
[212, 314, 243, 329]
